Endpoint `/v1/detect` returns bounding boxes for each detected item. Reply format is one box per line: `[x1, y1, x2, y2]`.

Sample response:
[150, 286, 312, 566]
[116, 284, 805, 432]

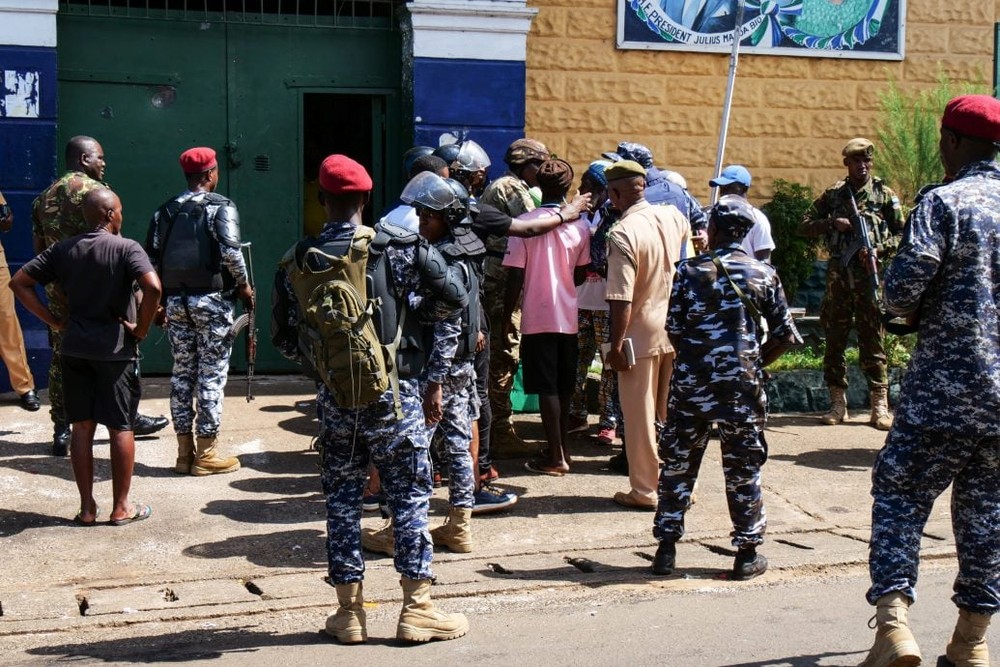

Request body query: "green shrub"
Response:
[875, 74, 988, 209]
[761, 179, 816, 302]
[769, 338, 914, 372]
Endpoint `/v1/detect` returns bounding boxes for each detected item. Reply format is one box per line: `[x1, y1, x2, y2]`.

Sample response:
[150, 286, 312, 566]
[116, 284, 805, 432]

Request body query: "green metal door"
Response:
[57, 2, 403, 374]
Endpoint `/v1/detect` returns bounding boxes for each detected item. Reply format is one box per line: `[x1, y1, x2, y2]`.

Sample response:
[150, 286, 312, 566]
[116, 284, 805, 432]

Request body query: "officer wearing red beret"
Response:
[272, 154, 470, 644]
[859, 94, 1000, 667]
[145, 146, 253, 477]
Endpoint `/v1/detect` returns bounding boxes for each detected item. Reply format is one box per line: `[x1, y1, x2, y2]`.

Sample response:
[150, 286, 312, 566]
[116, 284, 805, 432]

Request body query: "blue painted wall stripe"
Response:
[0, 45, 58, 393]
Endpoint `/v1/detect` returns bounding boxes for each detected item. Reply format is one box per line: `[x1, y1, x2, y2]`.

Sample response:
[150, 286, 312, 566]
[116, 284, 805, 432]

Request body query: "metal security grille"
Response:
[58, 0, 404, 28]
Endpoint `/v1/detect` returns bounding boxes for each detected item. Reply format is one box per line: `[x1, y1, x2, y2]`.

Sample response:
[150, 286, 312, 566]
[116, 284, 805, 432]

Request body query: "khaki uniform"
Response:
[0, 189, 34, 394]
[606, 199, 690, 504]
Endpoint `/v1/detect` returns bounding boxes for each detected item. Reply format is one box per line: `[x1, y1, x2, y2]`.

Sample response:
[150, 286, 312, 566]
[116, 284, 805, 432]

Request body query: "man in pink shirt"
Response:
[502, 159, 590, 476]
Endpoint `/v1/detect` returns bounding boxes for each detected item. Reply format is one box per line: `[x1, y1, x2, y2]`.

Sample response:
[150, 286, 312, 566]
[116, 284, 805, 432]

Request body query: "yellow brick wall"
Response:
[525, 0, 995, 206]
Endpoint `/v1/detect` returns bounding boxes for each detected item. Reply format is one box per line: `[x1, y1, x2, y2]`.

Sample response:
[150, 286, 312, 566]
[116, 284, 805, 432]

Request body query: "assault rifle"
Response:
[840, 189, 881, 305]
[226, 242, 257, 402]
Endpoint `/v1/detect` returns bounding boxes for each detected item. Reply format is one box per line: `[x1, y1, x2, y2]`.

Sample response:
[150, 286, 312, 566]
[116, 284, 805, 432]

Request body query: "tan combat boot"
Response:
[945, 609, 991, 667]
[191, 435, 241, 476]
[430, 507, 472, 553]
[175, 433, 195, 474]
[325, 582, 367, 644]
[859, 592, 921, 667]
[870, 386, 893, 431]
[396, 577, 469, 642]
[361, 518, 394, 556]
[821, 386, 848, 425]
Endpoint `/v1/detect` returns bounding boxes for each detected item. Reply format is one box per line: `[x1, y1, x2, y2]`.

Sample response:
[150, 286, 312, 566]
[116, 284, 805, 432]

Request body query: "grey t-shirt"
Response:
[25, 230, 155, 361]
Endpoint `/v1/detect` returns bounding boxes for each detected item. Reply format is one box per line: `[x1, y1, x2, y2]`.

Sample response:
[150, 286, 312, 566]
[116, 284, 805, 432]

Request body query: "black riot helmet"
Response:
[451, 140, 491, 175]
[402, 145, 434, 178]
[401, 171, 454, 207]
[432, 143, 462, 166]
[400, 172, 484, 255]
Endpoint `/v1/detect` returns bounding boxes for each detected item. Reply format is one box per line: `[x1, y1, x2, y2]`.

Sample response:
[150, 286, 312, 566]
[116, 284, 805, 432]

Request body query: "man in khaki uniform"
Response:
[0, 188, 39, 411]
[603, 160, 690, 510]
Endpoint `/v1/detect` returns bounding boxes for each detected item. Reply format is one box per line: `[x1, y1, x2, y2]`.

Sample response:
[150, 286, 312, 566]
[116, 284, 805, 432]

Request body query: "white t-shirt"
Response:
[576, 210, 609, 311]
[742, 205, 775, 258]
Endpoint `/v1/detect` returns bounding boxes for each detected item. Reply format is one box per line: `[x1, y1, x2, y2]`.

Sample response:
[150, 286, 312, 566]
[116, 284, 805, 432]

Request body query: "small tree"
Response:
[762, 179, 816, 303]
[875, 75, 988, 209]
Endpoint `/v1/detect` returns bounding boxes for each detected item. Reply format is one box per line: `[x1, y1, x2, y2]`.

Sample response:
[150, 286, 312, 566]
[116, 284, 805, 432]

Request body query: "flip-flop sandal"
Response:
[73, 507, 101, 526]
[109, 503, 152, 526]
[524, 460, 569, 477]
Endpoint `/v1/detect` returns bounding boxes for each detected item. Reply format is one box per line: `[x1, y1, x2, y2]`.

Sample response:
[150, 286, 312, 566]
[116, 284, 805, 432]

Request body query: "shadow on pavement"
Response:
[183, 528, 326, 568]
[238, 449, 320, 476]
[201, 496, 325, 524]
[476, 559, 726, 589]
[230, 475, 320, 497]
[0, 454, 175, 482]
[25, 627, 331, 662]
[770, 447, 877, 472]
[0, 508, 73, 535]
[719, 650, 865, 666]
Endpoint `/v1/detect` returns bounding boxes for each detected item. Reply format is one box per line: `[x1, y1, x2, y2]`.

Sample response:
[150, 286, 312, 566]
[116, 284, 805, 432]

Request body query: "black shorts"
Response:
[520, 332, 578, 396]
[62, 356, 141, 431]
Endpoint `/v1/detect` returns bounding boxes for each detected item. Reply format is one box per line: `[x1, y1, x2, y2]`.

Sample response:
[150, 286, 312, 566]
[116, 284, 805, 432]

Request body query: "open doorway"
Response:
[302, 93, 376, 233]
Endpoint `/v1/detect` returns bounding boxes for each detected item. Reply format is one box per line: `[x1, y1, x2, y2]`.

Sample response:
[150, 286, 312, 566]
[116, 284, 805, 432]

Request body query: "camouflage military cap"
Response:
[842, 138, 874, 158]
[503, 138, 550, 167]
[615, 142, 655, 169]
[604, 160, 647, 182]
[710, 194, 756, 235]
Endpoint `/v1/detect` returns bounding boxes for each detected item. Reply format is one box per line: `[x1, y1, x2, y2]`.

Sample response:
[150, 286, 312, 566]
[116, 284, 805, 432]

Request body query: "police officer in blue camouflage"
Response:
[859, 94, 1000, 667]
[146, 147, 252, 476]
[403, 172, 485, 553]
[270, 155, 470, 645]
[651, 195, 800, 580]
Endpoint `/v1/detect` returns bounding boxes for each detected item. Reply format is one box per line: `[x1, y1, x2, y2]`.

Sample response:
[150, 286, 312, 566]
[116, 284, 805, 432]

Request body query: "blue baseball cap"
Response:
[709, 165, 752, 188]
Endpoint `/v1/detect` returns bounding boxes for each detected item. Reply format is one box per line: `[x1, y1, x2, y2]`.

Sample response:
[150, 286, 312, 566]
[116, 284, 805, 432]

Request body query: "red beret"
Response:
[319, 154, 373, 194]
[179, 147, 218, 174]
[942, 95, 1000, 143]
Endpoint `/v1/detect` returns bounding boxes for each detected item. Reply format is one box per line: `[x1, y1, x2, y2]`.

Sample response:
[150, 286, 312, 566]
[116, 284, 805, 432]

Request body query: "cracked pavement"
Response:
[0, 376, 960, 659]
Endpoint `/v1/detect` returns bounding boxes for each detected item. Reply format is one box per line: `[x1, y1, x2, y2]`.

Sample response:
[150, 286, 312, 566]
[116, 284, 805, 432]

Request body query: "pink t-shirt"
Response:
[503, 209, 590, 335]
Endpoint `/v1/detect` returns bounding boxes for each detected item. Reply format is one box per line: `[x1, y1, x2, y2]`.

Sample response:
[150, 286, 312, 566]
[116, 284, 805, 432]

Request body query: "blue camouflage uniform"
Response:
[646, 166, 707, 232]
[654, 244, 800, 548]
[424, 241, 479, 510]
[867, 160, 1000, 615]
[149, 192, 248, 437]
[276, 221, 466, 584]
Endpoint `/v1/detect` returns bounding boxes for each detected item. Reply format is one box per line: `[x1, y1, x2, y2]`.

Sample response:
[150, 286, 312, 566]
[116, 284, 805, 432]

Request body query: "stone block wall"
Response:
[524, 0, 995, 206]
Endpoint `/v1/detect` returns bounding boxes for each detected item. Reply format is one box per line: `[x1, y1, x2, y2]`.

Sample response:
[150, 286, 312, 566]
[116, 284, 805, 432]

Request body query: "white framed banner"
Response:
[617, 0, 905, 60]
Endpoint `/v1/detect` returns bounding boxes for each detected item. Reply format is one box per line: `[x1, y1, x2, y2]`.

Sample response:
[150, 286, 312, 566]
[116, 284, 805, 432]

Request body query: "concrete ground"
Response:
[0, 375, 986, 664]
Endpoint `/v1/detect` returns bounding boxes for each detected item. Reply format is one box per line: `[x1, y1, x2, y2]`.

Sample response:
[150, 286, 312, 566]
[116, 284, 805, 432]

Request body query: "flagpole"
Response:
[711, 0, 747, 204]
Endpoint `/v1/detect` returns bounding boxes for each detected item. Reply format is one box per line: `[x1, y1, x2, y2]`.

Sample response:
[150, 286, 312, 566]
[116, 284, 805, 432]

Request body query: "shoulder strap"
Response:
[710, 253, 762, 329]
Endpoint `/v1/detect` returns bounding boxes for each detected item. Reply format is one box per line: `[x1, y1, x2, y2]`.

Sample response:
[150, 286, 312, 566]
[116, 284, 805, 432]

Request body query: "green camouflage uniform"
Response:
[801, 176, 903, 390]
[478, 173, 534, 431]
[31, 171, 107, 423]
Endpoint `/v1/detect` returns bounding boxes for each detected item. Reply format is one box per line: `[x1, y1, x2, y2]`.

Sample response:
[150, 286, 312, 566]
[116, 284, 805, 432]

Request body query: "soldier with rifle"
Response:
[800, 138, 904, 430]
